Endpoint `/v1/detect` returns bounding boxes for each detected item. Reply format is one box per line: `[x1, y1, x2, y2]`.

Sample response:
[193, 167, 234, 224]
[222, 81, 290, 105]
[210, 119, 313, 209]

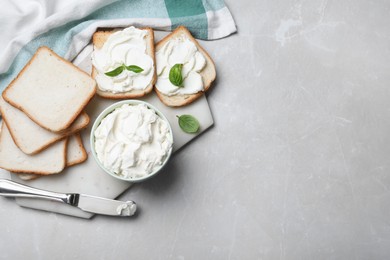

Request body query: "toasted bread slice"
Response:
[2, 46, 96, 132]
[15, 133, 87, 180]
[0, 95, 89, 155]
[154, 26, 216, 107]
[0, 123, 67, 175]
[92, 27, 156, 99]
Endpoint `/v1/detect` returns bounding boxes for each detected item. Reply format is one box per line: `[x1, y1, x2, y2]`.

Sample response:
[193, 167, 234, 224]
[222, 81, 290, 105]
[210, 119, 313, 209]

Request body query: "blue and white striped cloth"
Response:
[0, 0, 236, 93]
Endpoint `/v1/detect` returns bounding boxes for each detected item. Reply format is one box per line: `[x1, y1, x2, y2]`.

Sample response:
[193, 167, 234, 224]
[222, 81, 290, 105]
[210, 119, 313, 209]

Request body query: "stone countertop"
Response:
[1, 0, 390, 259]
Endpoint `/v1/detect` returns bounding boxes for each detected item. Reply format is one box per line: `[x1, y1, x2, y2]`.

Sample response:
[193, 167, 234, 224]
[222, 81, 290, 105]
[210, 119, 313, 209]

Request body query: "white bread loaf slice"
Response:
[2, 46, 96, 132]
[154, 26, 216, 107]
[92, 27, 156, 99]
[0, 122, 67, 174]
[0, 95, 89, 155]
[15, 133, 87, 180]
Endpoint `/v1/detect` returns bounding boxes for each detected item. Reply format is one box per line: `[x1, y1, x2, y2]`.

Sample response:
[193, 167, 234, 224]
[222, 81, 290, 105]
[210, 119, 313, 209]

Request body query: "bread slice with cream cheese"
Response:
[2, 46, 96, 132]
[91, 27, 156, 99]
[154, 26, 216, 107]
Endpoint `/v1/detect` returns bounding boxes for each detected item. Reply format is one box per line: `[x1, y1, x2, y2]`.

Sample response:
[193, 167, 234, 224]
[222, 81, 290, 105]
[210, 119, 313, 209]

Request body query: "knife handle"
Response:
[0, 179, 74, 204]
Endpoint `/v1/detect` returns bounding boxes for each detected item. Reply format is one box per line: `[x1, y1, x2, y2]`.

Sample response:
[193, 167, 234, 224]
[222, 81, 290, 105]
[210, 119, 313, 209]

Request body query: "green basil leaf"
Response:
[126, 65, 143, 73]
[169, 64, 184, 87]
[105, 64, 143, 77]
[104, 65, 125, 77]
[177, 114, 200, 134]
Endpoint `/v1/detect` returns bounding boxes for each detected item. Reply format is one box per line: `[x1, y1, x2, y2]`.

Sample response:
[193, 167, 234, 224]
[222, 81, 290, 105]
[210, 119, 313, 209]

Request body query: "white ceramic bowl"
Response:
[90, 100, 173, 183]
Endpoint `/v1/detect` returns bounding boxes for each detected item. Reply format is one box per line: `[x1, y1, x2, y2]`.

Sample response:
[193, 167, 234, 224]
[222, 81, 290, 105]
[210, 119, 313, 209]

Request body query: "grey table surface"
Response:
[1, 0, 390, 259]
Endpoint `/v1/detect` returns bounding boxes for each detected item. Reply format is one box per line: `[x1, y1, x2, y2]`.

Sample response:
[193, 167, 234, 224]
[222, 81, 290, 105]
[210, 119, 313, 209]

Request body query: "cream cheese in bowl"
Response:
[91, 100, 173, 182]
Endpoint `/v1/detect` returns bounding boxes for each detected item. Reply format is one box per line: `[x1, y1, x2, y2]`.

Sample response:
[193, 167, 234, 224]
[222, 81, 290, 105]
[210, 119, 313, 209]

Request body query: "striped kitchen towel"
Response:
[0, 0, 236, 93]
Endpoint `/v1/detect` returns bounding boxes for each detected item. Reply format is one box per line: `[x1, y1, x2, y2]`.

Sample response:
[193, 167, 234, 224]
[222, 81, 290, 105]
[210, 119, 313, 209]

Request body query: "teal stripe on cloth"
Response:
[202, 0, 226, 11]
[164, 0, 208, 39]
[164, 0, 206, 17]
[89, 0, 169, 19]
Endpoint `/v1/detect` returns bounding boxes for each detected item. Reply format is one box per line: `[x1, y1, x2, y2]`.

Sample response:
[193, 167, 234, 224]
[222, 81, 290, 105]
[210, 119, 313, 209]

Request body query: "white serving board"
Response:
[1, 45, 213, 218]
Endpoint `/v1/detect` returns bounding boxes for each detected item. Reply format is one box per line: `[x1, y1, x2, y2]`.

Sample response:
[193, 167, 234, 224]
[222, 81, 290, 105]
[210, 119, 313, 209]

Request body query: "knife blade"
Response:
[0, 179, 136, 217]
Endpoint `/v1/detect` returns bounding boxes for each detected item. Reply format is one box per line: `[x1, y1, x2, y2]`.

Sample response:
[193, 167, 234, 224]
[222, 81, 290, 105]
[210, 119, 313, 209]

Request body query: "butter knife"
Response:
[0, 179, 136, 217]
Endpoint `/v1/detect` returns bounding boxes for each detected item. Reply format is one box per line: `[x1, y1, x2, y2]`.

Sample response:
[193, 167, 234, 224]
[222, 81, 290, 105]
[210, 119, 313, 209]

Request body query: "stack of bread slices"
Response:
[0, 46, 96, 180]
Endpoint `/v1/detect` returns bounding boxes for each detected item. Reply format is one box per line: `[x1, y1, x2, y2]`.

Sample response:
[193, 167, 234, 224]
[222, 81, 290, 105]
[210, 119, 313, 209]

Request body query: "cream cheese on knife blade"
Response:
[91, 26, 154, 93]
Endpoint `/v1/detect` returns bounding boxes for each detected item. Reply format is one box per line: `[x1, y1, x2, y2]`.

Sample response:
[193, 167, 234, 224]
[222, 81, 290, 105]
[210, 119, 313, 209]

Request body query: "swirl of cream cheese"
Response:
[155, 35, 206, 96]
[91, 26, 154, 93]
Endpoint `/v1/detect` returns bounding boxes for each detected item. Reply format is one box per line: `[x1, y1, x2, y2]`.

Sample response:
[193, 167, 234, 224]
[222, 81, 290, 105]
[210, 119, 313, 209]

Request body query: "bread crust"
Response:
[91, 27, 156, 99]
[2, 46, 96, 132]
[154, 26, 216, 107]
[67, 133, 87, 167]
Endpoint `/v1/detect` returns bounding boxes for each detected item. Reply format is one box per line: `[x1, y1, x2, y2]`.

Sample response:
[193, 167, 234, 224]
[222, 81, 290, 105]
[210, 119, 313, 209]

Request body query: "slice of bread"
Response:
[92, 27, 156, 99]
[2, 46, 96, 132]
[15, 133, 87, 180]
[154, 26, 216, 107]
[0, 95, 89, 155]
[0, 122, 67, 174]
